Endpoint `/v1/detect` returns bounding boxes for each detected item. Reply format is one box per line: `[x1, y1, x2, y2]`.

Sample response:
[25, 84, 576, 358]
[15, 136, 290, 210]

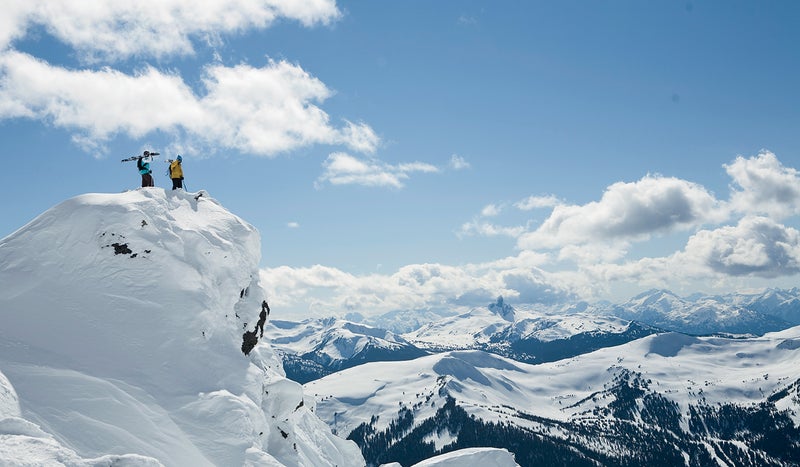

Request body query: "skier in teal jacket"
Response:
[137, 151, 154, 187]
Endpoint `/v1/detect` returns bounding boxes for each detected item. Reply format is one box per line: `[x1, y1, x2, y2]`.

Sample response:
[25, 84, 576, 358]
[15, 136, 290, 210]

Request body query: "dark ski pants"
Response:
[172, 178, 183, 190]
[141, 173, 154, 187]
[256, 319, 265, 338]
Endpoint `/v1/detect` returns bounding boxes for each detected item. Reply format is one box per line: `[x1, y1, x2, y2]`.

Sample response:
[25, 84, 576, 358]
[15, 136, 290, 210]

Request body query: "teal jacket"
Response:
[137, 158, 151, 175]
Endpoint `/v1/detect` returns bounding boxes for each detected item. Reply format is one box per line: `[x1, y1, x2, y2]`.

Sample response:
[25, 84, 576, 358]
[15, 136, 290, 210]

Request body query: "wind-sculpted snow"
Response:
[409, 447, 519, 466]
[0, 189, 364, 466]
[433, 355, 492, 386]
[0, 356, 165, 466]
[0, 189, 259, 396]
[646, 332, 702, 357]
[0, 371, 18, 419]
[777, 337, 800, 350]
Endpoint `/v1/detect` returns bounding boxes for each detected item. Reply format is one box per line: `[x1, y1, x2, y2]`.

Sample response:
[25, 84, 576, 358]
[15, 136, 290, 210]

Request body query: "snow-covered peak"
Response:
[488, 296, 515, 321]
[267, 318, 412, 359]
[0, 189, 364, 466]
[404, 306, 504, 348]
[1, 189, 260, 395]
[722, 288, 800, 324]
[265, 317, 430, 383]
[404, 298, 643, 354]
[627, 288, 684, 311]
[612, 288, 791, 335]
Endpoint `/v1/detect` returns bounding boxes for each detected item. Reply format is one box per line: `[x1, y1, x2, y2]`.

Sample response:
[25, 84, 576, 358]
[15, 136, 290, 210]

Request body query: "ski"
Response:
[121, 152, 160, 163]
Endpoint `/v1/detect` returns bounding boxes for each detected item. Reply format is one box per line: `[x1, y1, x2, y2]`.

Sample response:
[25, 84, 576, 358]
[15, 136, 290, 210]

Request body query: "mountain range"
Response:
[602, 288, 797, 335]
[306, 329, 800, 466]
[269, 292, 800, 465]
[267, 288, 800, 385]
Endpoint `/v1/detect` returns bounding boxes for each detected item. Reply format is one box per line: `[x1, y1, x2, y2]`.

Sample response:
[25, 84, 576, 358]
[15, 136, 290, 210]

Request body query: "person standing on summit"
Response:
[169, 155, 184, 190]
[137, 151, 154, 187]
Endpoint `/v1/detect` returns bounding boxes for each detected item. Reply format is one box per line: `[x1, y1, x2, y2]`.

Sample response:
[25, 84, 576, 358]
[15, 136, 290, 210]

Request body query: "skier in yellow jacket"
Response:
[169, 155, 184, 190]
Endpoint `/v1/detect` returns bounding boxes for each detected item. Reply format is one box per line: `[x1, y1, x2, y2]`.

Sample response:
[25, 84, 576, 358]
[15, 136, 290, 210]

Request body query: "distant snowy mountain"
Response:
[722, 287, 800, 325]
[306, 328, 800, 466]
[606, 289, 792, 335]
[358, 288, 800, 339]
[0, 189, 364, 466]
[404, 297, 659, 364]
[488, 295, 515, 321]
[353, 308, 460, 334]
[269, 300, 656, 382]
[264, 318, 429, 383]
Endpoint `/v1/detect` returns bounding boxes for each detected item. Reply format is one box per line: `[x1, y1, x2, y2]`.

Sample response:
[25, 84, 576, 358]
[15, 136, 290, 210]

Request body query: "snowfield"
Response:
[307, 329, 800, 439]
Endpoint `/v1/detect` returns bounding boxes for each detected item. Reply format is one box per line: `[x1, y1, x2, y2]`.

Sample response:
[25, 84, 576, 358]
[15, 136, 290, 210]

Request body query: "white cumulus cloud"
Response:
[517, 174, 726, 250]
[449, 154, 470, 170]
[0, 52, 377, 156]
[685, 216, 800, 278]
[0, 0, 378, 158]
[447, 152, 800, 304]
[1, 0, 341, 61]
[514, 194, 561, 210]
[581, 215, 800, 295]
[725, 150, 800, 219]
[481, 204, 502, 217]
[458, 221, 526, 239]
[316, 152, 439, 189]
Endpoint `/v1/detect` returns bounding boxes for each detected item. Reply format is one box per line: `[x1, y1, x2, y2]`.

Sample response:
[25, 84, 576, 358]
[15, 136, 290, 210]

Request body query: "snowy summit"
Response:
[0, 189, 364, 466]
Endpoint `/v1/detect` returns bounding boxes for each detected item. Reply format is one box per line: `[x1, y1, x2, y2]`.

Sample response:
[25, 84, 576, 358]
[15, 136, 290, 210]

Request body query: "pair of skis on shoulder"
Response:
[120, 152, 160, 162]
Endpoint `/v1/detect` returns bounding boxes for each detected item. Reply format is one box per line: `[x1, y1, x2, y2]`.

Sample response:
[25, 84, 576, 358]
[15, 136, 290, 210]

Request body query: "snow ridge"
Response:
[0, 189, 364, 466]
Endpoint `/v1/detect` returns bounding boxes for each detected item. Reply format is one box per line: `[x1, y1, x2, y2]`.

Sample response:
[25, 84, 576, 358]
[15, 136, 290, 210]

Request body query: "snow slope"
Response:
[378, 448, 519, 467]
[265, 318, 429, 382]
[409, 447, 519, 467]
[307, 328, 800, 463]
[267, 318, 422, 359]
[0, 188, 364, 466]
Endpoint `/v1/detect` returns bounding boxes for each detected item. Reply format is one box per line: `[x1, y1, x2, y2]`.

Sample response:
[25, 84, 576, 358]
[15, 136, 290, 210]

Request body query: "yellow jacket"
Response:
[169, 160, 183, 179]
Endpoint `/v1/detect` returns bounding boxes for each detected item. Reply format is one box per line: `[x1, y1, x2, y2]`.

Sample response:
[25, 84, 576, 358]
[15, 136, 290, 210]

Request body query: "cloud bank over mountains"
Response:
[266, 151, 800, 318]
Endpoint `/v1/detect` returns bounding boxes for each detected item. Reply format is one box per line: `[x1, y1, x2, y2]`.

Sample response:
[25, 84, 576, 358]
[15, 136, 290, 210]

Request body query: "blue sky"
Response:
[2, 1, 800, 319]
